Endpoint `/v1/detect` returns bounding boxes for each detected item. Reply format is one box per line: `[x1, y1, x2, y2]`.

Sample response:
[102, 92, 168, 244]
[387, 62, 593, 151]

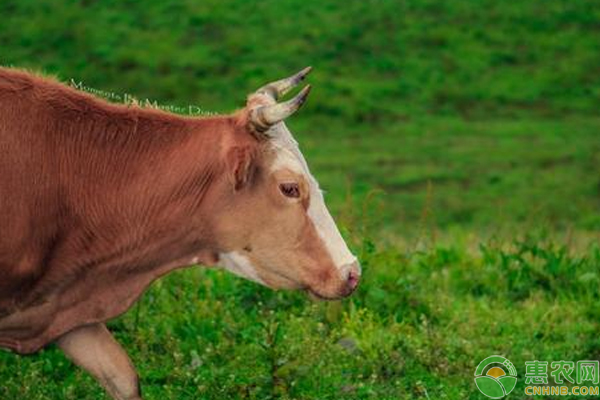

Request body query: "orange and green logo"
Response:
[475, 355, 518, 398]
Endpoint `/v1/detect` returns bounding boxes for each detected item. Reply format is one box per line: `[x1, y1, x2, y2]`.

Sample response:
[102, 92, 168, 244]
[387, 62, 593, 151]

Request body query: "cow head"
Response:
[214, 68, 360, 300]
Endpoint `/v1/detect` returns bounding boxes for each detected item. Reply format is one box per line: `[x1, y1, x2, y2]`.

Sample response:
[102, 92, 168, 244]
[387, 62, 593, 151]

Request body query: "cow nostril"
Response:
[347, 271, 359, 290]
[345, 263, 360, 292]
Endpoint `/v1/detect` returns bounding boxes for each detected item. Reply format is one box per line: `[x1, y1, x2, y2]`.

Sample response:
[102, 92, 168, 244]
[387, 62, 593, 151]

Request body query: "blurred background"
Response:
[0, 0, 599, 399]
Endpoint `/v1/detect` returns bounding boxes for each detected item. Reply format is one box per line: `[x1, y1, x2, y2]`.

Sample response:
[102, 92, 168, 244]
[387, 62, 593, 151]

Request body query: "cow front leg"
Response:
[56, 323, 142, 400]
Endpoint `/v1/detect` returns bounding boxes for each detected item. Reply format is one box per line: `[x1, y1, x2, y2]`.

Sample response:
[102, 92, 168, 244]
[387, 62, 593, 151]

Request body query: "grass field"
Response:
[1, 0, 599, 399]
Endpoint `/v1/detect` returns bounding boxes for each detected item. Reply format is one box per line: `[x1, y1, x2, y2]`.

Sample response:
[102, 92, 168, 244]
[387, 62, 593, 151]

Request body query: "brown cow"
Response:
[0, 67, 360, 399]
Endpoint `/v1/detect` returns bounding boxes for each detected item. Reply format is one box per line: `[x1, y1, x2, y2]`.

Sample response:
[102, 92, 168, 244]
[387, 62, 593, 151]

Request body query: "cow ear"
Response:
[226, 146, 255, 191]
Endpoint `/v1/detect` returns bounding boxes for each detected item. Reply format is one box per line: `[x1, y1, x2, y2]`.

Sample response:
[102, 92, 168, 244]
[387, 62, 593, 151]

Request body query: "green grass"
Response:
[1, 240, 599, 399]
[0, 0, 599, 398]
[295, 115, 600, 236]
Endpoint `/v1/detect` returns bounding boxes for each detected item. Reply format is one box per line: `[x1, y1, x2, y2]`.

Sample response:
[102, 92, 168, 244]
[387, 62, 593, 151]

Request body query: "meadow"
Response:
[0, 0, 599, 398]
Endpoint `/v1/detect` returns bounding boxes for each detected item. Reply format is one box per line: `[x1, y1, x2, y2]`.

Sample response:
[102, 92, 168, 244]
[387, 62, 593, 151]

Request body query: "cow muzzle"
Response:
[307, 260, 361, 300]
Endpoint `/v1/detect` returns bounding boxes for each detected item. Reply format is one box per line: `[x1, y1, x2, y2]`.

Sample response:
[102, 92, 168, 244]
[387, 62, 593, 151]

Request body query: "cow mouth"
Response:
[261, 265, 350, 300]
[258, 266, 303, 290]
[306, 288, 341, 301]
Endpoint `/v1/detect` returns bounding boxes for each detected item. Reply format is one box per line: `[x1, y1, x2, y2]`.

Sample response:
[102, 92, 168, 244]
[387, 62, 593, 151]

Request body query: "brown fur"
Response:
[0, 68, 255, 353]
[0, 67, 354, 357]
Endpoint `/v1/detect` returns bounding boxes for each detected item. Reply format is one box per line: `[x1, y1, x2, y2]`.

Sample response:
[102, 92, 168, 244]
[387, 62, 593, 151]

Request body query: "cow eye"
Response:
[279, 182, 300, 198]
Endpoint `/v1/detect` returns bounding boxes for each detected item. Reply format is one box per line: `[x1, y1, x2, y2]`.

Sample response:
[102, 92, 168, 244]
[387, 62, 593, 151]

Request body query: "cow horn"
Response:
[250, 85, 312, 133]
[255, 66, 312, 101]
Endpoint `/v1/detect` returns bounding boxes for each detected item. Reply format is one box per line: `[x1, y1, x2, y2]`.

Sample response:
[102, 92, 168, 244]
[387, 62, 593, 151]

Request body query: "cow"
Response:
[0, 66, 360, 399]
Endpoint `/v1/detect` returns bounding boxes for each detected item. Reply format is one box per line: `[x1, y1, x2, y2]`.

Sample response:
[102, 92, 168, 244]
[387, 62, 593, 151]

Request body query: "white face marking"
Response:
[269, 122, 359, 273]
[270, 146, 305, 175]
[218, 251, 265, 284]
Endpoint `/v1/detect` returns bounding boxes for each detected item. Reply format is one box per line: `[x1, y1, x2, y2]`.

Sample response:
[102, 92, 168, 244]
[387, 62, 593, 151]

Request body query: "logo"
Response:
[475, 355, 518, 398]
